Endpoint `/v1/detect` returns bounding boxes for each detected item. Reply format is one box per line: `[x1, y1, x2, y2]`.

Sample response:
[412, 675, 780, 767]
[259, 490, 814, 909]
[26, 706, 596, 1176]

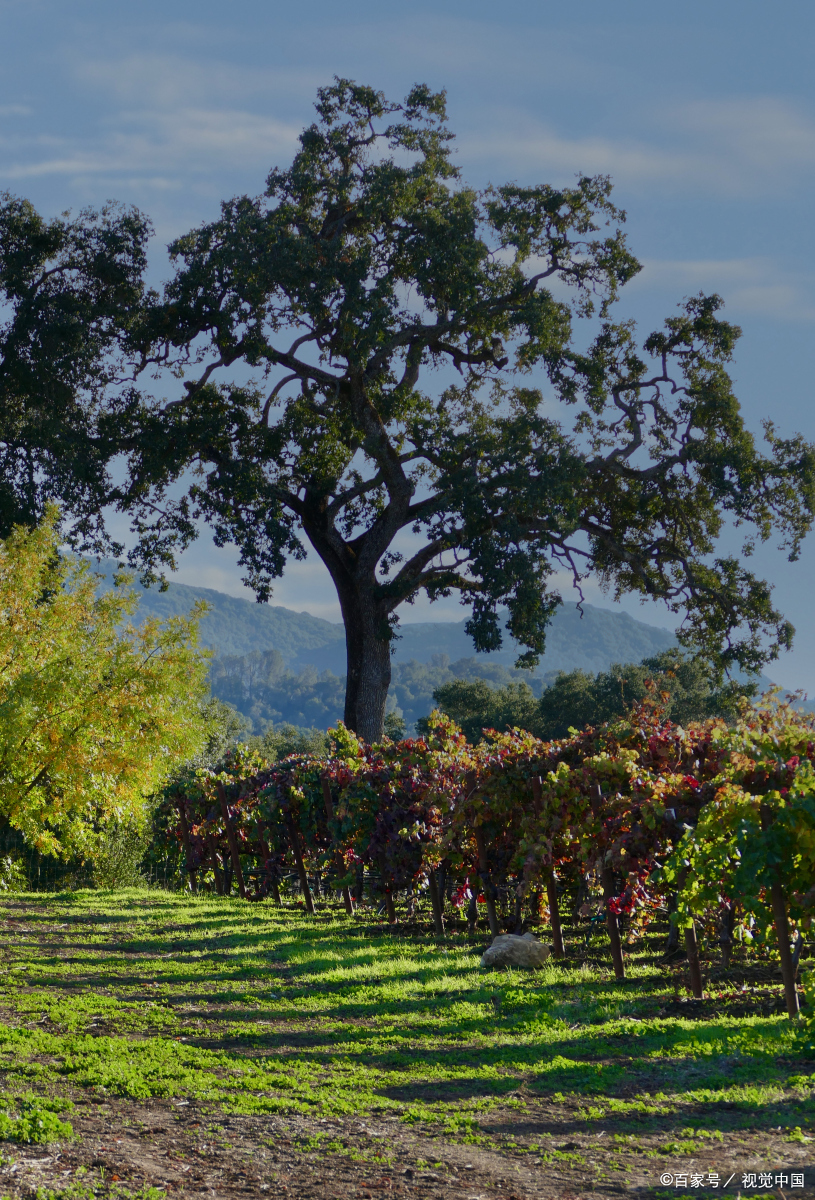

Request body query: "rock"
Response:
[480, 932, 552, 970]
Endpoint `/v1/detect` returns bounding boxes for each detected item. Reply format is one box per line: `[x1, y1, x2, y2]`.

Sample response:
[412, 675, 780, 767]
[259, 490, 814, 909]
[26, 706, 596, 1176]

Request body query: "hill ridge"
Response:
[92, 559, 677, 676]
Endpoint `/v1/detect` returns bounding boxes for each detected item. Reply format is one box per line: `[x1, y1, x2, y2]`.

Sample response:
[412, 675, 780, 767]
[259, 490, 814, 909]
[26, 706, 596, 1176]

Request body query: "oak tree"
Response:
[4, 82, 814, 742]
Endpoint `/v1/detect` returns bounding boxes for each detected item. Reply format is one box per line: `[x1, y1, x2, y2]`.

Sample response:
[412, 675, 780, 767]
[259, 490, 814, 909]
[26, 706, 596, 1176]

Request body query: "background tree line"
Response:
[206, 645, 760, 743]
[207, 649, 541, 733]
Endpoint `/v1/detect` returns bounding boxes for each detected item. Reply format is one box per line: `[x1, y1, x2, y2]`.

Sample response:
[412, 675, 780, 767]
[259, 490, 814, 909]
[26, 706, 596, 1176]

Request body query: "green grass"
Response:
[1, 888, 813, 1184]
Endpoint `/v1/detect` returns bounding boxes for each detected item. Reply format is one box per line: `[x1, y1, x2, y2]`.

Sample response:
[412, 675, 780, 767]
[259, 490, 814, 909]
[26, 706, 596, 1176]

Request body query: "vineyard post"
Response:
[377, 854, 398, 924]
[283, 810, 316, 914]
[216, 782, 247, 899]
[602, 864, 626, 980]
[673, 867, 704, 999]
[256, 821, 282, 904]
[474, 827, 501, 938]
[531, 775, 565, 956]
[592, 783, 625, 979]
[176, 802, 198, 894]
[684, 922, 704, 999]
[427, 868, 446, 937]
[467, 891, 478, 933]
[207, 835, 225, 895]
[546, 872, 566, 958]
[719, 902, 736, 969]
[664, 892, 681, 956]
[512, 888, 523, 932]
[320, 777, 354, 915]
[761, 806, 800, 1018]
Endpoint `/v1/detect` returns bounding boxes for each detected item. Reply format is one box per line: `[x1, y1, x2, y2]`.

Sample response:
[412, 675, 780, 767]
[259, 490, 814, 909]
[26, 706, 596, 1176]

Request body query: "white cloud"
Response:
[461, 96, 815, 198]
[461, 122, 676, 186]
[0, 49, 310, 201]
[673, 97, 815, 174]
[0, 107, 299, 185]
[631, 256, 815, 322]
[75, 53, 320, 111]
[8, 38, 814, 214]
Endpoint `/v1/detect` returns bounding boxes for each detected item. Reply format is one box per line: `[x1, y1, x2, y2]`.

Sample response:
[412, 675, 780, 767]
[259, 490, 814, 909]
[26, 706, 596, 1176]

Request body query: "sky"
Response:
[2, 0, 815, 685]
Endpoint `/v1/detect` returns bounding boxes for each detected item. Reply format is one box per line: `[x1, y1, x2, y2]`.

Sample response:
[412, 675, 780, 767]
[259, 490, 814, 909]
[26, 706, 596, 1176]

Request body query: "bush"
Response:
[90, 815, 152, 889]
[0, 854, 26, 892]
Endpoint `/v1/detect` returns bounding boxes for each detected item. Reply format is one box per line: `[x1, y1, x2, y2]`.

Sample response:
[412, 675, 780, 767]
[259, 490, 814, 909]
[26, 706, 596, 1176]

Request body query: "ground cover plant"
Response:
[1, 886, 815, 1200]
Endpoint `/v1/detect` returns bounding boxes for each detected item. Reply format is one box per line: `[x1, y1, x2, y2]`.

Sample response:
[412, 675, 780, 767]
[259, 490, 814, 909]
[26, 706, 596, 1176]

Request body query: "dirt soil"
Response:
[3, 1086, 815, 1199]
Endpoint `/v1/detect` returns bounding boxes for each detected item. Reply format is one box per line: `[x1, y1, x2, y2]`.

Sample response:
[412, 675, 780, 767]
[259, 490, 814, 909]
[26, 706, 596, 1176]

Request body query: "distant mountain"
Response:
[391, 604, 677, 677]
[92, 562, 785, 732]
[92, 561, 345, 663]
[92, 559, 678, 677]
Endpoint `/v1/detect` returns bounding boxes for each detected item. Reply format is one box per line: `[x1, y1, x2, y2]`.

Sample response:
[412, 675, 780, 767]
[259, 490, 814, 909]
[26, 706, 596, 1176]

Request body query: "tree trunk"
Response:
[340, 595, 392, 743]
[302, 439, 413, 745]
[303, 526, 392, 743]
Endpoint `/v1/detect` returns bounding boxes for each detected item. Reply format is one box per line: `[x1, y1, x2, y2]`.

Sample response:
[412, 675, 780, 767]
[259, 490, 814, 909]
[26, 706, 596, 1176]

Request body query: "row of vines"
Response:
[159, 694, 815, 1018]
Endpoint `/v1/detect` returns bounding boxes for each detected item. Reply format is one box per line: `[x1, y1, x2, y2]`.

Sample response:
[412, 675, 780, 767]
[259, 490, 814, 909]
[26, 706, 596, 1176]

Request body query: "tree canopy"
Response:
[0, 510, 209, 857]
[3, 80, 814, 741]
[428, 649, 753, 744]
[0, 193, 151, 547]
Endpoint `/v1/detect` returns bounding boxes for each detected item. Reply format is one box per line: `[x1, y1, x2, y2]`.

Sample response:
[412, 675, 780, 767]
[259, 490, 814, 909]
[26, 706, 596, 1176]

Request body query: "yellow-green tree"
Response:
[0, 509, 209, 857]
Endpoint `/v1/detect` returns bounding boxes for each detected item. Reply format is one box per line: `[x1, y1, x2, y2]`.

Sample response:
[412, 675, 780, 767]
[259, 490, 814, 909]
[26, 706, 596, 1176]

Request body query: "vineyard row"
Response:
[160, 696, 815, 1019]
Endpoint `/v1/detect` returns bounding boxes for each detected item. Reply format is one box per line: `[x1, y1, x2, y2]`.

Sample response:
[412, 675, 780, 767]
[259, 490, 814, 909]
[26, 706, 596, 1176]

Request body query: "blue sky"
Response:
[3, 0, 815, 685]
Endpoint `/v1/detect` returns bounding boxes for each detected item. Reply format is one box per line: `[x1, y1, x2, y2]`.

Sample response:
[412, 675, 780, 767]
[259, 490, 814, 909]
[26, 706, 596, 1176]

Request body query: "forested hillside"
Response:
[208, 651, 541, 733]
[92, 562, 346, 663]
[90, 563, 786, 733]
[93, 560, 677, 674]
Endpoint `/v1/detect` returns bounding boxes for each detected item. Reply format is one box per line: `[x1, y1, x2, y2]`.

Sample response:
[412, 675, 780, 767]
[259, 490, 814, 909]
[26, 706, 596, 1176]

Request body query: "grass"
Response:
[1, 888, 814, 1197]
